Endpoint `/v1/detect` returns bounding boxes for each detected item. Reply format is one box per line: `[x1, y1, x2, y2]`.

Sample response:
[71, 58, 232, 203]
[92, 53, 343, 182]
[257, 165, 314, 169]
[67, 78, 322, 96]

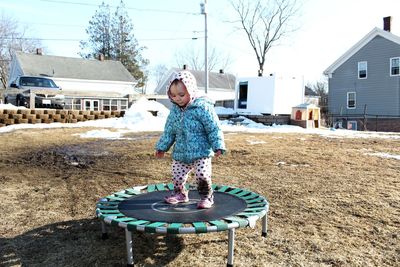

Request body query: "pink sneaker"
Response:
[164, 192, 189, 204]
[197, 196, 214, 209]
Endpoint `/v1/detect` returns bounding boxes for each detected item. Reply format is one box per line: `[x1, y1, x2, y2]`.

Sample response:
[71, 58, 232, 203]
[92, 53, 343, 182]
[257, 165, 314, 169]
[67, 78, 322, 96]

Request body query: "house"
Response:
[234, 74, 304, 115]
[304, 86, 320, 106]
[8, 50, 138, 111]
[153, 66, 236, 109]
[324, 17, 400, 132]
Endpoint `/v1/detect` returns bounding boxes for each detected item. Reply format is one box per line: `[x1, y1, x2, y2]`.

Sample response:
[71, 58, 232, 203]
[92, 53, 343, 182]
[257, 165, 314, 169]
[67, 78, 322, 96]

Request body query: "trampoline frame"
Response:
[96, 183, 269, 267]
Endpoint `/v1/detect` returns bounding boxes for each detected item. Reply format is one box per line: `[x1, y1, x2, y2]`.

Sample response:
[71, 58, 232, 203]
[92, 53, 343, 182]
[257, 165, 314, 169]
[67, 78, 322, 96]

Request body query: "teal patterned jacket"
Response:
[156, 96, 226, 164]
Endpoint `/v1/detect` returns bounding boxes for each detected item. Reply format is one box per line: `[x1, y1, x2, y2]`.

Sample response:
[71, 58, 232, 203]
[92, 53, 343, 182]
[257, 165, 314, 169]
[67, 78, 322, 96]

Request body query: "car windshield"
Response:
[20, 77, 58, 88]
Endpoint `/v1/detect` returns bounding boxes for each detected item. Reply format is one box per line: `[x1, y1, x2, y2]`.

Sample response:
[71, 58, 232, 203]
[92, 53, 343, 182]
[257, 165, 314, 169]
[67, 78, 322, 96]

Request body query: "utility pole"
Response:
[200, 0, 208, 94]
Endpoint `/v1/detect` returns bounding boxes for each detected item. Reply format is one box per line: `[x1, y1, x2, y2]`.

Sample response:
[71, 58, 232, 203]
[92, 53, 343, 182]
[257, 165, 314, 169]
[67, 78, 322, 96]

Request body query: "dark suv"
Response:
[4, 76, 65, 109]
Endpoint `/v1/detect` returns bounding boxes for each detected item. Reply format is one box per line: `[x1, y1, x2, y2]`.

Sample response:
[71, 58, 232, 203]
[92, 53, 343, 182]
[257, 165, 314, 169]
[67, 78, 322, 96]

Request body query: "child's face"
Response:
[169, 81, 190, 107]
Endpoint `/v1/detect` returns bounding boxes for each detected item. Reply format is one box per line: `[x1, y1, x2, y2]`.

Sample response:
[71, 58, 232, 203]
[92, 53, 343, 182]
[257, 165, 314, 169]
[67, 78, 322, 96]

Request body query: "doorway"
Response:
[84, 99, 100, 111]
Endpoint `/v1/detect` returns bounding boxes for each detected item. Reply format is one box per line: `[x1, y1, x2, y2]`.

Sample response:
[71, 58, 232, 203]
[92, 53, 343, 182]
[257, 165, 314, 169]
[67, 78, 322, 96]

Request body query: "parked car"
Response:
[4, 76, 65, 109]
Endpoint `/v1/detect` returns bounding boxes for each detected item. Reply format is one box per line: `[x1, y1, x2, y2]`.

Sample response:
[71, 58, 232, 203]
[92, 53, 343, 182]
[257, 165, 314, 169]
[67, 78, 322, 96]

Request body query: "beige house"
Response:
[8, 50, 138, 111]
[153, 67, 236, 109]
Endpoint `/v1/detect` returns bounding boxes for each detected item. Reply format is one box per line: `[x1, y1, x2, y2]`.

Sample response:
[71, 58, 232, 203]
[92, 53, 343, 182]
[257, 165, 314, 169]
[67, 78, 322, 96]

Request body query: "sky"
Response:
[0, 98, 400, 162]
[2, 0, 400, 89]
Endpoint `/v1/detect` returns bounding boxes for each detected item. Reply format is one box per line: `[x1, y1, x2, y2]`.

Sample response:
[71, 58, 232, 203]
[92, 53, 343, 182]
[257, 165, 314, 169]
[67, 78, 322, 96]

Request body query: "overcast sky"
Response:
[2, 0, 400, 87]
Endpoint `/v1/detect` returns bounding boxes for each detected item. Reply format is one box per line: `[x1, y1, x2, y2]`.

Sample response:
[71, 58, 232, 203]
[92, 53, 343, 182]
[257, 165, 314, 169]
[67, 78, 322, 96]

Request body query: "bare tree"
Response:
[308, 80, 328, 122]
[0, 13, 41, 88]
[174, 45, 232, 72]
[230, 0, 300, 76]
[152, 64, 169, 87]
[312, 80, 328, 97]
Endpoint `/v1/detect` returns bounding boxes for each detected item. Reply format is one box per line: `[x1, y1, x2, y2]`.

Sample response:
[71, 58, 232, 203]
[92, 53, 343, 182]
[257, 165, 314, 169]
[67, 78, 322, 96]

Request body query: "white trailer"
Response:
[234, 74, 304, 115]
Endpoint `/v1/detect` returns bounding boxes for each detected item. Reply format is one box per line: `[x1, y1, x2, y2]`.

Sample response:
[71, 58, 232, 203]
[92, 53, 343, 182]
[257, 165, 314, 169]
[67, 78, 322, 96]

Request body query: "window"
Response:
[20, 77, 58, 88]
[390, 57, 400, 76]
[237, 82, 248, 109]
[64, 98, 81, 110]
[84, 99, 99, 111]
[103, 99, 111, 111]
[120, 100, 128, 110]
[358, 61, 367, 79]
[103, 99, 122, 111]
[73, 99, 81, 110]
[347, 92, 356, 109]
[347, 121, 357, 130]
[111, 100, 118, 111]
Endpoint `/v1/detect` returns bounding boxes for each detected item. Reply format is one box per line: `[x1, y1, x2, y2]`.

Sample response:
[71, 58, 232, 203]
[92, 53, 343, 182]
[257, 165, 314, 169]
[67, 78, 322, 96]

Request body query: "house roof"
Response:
[154, 68, 236, 95]
[14, 51, 135, 82]
[304, 86, 318, 96]
[323, 27, 400, 76]
[294, 103, 319, 109]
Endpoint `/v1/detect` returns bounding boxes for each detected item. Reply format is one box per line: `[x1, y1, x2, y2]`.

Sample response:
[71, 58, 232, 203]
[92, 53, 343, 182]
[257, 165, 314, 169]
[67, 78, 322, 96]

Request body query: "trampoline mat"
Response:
[118, 191, 248, 223]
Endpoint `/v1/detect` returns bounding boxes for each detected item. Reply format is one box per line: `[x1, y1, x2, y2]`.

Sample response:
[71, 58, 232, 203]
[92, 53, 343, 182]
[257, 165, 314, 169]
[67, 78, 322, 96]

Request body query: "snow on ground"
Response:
[1, 97, 399, 160]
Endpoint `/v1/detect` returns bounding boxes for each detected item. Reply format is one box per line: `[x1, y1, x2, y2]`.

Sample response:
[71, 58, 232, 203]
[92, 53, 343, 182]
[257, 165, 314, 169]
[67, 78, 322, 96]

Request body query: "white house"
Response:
[235, 74, 305, 115]
[153, 67, 236, 109]
[8, 50, 138, 111]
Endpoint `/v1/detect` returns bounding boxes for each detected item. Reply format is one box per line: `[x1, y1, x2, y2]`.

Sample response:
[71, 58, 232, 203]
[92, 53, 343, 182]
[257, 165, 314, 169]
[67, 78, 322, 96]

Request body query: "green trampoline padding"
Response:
[96, 183, 269, 234]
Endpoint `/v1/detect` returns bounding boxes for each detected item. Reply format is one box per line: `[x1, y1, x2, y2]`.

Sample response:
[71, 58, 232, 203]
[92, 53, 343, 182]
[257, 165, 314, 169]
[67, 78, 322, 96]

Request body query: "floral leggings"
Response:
[172, 157, 213, 199]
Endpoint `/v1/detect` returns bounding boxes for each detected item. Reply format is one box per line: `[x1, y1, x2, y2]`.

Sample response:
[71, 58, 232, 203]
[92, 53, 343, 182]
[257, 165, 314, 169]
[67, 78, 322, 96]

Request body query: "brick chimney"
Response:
[219, 69, 224, 74]
[383, 16, 391, 32]
[36, 48, 42, 55]
[183, 64, 187, 70]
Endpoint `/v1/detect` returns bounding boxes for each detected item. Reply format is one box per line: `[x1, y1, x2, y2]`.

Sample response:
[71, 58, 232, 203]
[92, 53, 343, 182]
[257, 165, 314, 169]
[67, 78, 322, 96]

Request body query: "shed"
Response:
[234, 74, 304, 115]
[290, 103, 320, 129]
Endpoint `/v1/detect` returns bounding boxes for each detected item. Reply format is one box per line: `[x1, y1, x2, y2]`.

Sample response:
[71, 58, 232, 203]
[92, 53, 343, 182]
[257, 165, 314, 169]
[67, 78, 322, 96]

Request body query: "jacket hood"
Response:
[167, 70, 197, 104]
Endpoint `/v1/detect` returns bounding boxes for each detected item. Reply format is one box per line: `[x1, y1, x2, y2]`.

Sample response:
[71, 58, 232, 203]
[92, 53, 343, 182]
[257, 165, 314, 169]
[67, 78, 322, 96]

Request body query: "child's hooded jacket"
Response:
[156, 70, 225, 163]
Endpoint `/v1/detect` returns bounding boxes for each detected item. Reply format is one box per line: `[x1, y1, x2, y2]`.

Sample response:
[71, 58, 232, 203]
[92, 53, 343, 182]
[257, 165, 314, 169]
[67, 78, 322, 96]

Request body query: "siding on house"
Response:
[327, 32, 400, 117]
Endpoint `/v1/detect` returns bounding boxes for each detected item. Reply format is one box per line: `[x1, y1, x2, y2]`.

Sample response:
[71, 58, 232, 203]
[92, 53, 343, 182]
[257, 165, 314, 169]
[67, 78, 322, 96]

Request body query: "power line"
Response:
[1, 37, 199, 42]
[41, 0, 199, 15]
[20, 21, 202, 34]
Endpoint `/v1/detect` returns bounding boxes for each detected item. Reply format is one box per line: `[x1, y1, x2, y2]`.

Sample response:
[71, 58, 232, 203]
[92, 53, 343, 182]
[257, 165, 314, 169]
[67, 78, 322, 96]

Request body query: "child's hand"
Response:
[155, 150, 165, 158]
[215, 150, 222, 157]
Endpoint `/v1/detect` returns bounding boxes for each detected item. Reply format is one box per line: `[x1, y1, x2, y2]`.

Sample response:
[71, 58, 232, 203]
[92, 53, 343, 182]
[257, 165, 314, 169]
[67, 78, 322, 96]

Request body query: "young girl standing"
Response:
[155, 70, 226, 209]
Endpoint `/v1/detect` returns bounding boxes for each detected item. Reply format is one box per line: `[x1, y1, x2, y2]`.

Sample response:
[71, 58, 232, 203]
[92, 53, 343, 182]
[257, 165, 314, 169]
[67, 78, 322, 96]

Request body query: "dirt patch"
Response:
[0, 128, 399, 266]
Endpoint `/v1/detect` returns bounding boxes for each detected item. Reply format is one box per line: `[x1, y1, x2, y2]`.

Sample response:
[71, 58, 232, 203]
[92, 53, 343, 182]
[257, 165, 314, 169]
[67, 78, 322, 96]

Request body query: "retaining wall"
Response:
[0, 109, 125, 128]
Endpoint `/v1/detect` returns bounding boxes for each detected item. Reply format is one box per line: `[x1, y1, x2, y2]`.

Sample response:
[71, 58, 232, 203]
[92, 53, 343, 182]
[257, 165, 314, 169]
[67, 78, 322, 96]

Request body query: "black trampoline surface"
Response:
[118, 191, 248, 223]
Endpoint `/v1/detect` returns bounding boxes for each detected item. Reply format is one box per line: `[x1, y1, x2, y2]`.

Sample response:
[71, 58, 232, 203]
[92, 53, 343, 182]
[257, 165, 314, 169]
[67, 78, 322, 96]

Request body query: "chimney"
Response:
[383, 16, 391, 32]
[183, 64, 187, 70]
[36, 48, 42, 55]
[219, 69, 224, 74]
[98, 53, 104, 61]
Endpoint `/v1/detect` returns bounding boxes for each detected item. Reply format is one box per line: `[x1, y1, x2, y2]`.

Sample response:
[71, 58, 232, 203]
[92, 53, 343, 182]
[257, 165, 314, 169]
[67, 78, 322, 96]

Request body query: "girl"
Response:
[155, 70, 225, 209]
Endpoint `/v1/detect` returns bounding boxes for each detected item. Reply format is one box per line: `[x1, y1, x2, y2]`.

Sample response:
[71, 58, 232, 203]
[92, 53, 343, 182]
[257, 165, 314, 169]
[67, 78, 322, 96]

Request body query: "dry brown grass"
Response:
[0, 128, 399, 267]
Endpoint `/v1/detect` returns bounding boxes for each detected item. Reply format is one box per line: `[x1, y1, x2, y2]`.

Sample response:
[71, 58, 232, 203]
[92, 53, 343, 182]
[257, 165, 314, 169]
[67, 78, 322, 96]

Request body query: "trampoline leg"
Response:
[125, 229, 134, 267]
[227, 228, 235, 267]
[262, 214, 268, 237]
[101, 221, 108, 240]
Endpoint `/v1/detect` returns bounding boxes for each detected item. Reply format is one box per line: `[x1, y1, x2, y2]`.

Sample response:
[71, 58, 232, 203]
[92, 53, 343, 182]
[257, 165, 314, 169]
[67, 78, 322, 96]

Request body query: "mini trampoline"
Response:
[96, 183, 269, 267]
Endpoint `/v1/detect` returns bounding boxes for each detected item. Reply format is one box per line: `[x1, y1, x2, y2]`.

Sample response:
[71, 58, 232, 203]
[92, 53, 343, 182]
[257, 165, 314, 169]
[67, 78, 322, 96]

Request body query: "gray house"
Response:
[324, 17, 400, 132]
[8, 50, 138, 111]
[154, 67, 236, 109]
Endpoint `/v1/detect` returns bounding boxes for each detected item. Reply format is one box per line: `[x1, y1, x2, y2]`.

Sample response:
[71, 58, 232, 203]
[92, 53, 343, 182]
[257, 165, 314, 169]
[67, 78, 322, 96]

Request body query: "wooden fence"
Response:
[218, 114, 290, 126]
